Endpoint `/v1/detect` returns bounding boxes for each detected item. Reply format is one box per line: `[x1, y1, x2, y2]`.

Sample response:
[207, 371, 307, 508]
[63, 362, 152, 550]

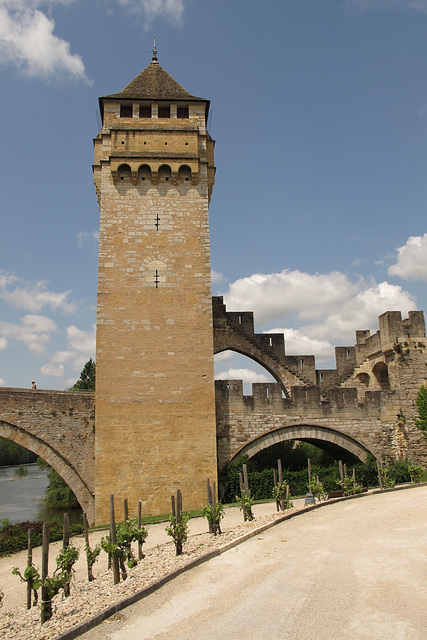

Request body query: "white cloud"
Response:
[0, 271, 75, 313]
[39, 326, 95, 380]
[0, 1, 90, 81]
[0, 0, 186, 82]
[78, 231, 99, 249]
[66, 324, 96, 356]
[211, 269, 224, 284]
[22, 314, 57, 333]
[222, 268, 417, 348]
[117, 0, 184, 26]
[0, 378, 6, 386]
[223, 269, 359, 326]
[215, 368, 269, 385]
[265, 328, 334, 364]
[215, 350, 233, 362]
[388, 233, 427, 282]
[50, 350, 73, 364]
[0, 314, 58, 353]
[345, 0, 427, 13]
[39, 361, 64, 376]
[0, 337, 7, 350]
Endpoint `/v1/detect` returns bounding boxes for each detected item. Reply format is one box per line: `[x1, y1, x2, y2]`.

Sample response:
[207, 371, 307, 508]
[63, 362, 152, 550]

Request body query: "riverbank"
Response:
[0, 463, 82, 526]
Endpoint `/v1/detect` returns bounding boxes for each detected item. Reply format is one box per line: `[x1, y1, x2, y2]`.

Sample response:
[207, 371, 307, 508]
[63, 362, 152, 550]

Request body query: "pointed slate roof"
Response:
[105, 61, 205, 103]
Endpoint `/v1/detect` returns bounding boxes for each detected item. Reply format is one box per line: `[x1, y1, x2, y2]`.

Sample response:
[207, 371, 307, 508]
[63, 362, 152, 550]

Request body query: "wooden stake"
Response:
[278, 459, 283, 485]
[63, 513, 70, 549]
[339, 460, 344, 486]
[242, 464, 249, 493]
[26, 528, 33, 610]
[171, 494, 176, 518]
[138, 500, 144, 560]
[376, 459, 383, 489]
[83, 513, 89, 547]
[353, 468, 356, 488]
[62, 513, 70, 597]
[273, 470, 279, 511]
[207, 479, 213, 533]
[308, 458, 312, 492]
[83, 513, 94, 581]
[344, 463, 348, 479]
[177, 489, 182, 524]
[40, 522, 51, 624]
[124, 498, 129, 521]
[109, 495, 120, 585]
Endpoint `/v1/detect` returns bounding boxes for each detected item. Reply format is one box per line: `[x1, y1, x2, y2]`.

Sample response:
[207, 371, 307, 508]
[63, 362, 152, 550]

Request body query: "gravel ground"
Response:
[0, 500, 302, 640]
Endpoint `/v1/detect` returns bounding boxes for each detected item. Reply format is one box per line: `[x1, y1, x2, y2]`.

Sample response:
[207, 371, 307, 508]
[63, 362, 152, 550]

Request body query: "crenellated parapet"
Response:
[215, 379, 391, 417]
[213, 297, 317, 391]
[213, 297, 427, 397]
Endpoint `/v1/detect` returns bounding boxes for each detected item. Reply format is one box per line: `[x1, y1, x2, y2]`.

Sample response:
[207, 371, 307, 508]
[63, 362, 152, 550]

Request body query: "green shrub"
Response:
[0, 520, 83, 556]
[387, 459, 411, 484]
[415, 385, 427, 439]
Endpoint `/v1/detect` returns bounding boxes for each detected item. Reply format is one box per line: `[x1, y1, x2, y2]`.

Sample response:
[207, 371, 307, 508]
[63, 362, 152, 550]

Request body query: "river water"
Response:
[0, 464, 82, 525]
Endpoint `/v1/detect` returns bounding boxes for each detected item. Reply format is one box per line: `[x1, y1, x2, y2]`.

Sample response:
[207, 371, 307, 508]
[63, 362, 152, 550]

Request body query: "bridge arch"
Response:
[0, 420, 95, 524]
[230, 424, 373, 467]
[214, 339, 307, 396]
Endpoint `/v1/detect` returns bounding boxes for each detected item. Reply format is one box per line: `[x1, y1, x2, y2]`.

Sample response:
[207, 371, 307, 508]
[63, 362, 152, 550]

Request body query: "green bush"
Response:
[221, 451, 419, 504]
[387, 459, 411, 484]
[0, 520, 83, 556]
[222, 456, 344, 502]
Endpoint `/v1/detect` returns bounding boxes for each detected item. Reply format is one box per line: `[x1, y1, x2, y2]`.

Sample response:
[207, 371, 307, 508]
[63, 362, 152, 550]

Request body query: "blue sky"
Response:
[1, 0, 427, 390]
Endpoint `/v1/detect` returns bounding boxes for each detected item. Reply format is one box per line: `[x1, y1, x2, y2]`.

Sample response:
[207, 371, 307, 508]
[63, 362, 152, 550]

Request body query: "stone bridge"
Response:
[1, 300, 427, 524]
[215, 379, 406, 471]
[213, 298, 427, 473]
[0, 388, 95, 523]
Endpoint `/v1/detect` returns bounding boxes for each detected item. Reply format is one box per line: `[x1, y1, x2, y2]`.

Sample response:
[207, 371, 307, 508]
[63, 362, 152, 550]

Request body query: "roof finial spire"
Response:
[152, 36, 158, 63]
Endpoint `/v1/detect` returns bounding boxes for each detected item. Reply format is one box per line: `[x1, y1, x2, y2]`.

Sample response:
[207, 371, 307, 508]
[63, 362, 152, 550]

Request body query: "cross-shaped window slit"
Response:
[154, 270, 160, 288]
[155, 213, 160, 230]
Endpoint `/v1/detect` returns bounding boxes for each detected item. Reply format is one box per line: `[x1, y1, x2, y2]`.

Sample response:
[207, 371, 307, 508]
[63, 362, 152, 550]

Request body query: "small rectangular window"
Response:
[158, 105, 170, 118]
[139, 105, 151, 118]
[177, 106, 189, 119]
[120, 105, 133, 118]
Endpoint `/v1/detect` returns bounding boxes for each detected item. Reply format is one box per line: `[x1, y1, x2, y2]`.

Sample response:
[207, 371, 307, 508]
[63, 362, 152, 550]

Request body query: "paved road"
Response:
[82, 486, 427, 640]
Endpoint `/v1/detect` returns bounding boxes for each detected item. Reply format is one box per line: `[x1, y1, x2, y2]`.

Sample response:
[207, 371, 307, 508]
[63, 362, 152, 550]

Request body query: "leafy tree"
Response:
[37, 459, 79, 509]
[0, 437, 37, 466]
[70, 358, 95, 391]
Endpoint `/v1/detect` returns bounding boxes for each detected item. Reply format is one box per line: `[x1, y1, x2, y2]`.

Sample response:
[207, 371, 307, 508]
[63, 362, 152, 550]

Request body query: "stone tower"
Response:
[93, 52, 217, 524]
